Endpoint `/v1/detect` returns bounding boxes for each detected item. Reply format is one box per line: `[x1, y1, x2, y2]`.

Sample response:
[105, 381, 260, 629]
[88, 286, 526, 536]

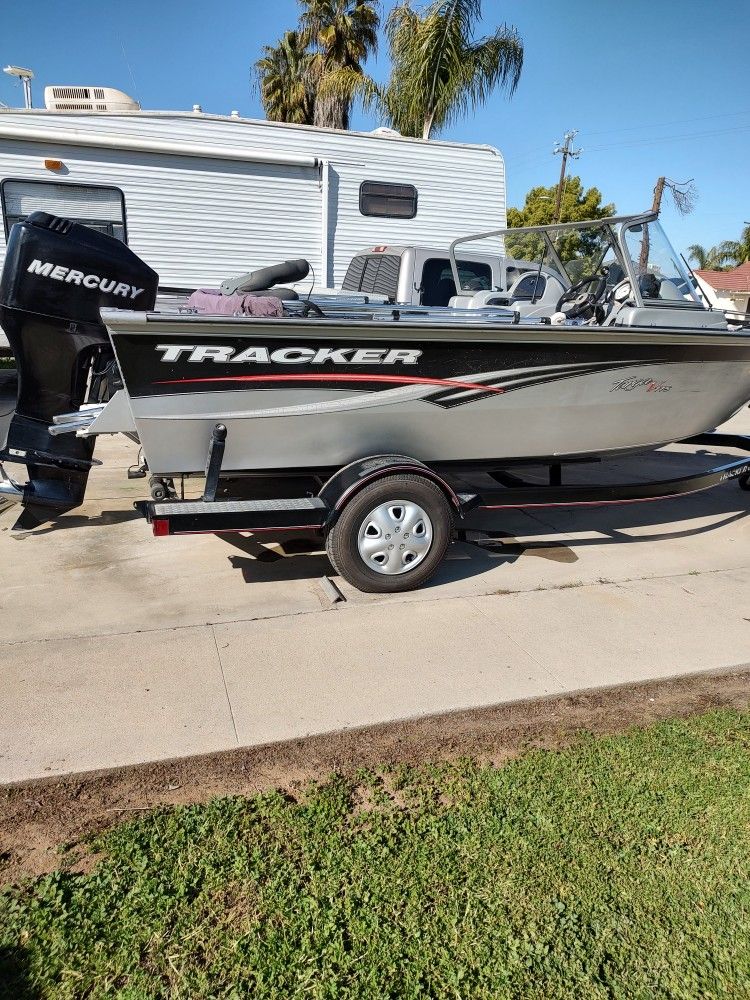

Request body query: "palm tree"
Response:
[370, 0, 523, 140]
[687, 242, 741, 271]
[686, 244, 710, 269]
[255, 30, 315, 125]
[739, 225, 750, 264]
[717, 227, 750, 266]
[299, 0, 380, 130]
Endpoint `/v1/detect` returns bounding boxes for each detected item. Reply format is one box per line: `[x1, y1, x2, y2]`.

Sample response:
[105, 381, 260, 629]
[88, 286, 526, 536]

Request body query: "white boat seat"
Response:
[448, 289, 511, 309]
[658, 278, 684, 300]
[507, 272, 566, 318]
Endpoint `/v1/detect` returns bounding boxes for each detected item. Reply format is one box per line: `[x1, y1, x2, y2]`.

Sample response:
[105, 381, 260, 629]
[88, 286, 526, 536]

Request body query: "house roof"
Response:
[694, 261, 750, 293]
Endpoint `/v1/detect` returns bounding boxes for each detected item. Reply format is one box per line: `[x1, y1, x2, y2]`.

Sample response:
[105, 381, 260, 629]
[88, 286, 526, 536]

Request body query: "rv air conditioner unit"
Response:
[44, 87, 140, 113]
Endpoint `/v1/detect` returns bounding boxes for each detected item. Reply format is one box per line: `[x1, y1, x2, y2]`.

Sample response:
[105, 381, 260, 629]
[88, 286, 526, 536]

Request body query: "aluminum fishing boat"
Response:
[76, 213, 750, 474]
[1, 209, 749, 592]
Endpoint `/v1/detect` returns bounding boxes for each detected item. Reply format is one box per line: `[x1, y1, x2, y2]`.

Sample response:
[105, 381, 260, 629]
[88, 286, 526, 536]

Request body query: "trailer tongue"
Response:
[0, 212, 157, 527]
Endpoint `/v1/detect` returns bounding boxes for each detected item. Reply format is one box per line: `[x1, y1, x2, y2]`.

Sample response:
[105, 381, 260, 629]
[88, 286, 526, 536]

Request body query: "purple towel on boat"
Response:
[187, 289, 284, 317]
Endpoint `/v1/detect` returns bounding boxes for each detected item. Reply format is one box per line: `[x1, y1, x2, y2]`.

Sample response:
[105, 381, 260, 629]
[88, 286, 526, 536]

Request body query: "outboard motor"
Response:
[0, 212, 158, 528]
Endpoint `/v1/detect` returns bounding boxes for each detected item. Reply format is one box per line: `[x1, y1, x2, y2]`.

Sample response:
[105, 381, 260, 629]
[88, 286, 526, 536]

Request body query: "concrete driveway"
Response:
[1, 411, 749, 783]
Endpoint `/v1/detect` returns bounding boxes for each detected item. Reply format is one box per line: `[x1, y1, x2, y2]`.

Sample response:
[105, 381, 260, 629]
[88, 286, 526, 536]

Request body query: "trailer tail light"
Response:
[152, 517, 170, 536]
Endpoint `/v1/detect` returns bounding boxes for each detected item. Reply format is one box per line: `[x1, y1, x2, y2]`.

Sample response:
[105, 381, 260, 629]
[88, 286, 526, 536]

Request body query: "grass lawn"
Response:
[2, 709, 749, 999]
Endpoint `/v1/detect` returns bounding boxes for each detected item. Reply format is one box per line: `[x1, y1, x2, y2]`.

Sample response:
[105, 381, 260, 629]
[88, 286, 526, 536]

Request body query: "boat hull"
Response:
[104, 316, 750, 475]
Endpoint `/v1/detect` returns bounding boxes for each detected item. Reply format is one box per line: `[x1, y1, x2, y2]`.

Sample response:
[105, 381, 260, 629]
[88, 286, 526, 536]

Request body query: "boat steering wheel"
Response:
[556, 273, 608, 320]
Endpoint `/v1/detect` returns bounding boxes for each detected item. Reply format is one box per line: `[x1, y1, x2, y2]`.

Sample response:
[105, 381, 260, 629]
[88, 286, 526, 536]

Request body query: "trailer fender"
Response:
[318, 454, 475, 528]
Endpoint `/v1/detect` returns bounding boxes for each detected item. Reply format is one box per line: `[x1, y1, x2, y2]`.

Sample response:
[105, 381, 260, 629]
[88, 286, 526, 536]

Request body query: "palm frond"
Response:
[297, 0, 380, 128]
[422, 1, 480, 120]
[380, 1, 523, 138]
[686, 244, 708, 269]
[715, 240, 742, 267]
[254, 30, 315, 124]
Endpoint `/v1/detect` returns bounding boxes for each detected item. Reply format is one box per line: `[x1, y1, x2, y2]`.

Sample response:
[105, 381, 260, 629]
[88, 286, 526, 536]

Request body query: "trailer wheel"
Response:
[149, 477, 177, 502]
[326, 474, 453, 593]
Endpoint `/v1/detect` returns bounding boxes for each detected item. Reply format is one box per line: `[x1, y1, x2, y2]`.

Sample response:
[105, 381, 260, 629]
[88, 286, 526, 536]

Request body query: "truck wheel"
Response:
[326, 474, 453, 593]
[739, 473, 750, 492]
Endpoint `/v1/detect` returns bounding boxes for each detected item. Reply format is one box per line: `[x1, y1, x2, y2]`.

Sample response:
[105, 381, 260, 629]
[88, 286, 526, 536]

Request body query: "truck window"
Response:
[1, 179, 127, 242]
[341, 253, 401, 299]
[420, 258, 492, 306]
[359, 181, 417, 219]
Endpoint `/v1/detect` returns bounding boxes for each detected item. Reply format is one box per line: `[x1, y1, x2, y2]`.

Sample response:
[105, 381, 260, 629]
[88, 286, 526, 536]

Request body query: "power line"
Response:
[508, 113, 750, 169]
[586, 124, 750, 153]
[584, 108, 750, 139]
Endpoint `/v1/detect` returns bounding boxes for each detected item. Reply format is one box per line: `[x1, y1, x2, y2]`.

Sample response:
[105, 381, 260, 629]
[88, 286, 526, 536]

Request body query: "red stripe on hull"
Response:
[153, 373, 505, 394]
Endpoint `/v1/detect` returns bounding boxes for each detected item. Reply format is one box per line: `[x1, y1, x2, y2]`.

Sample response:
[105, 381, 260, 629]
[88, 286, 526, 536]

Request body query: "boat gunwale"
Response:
[101, 310, 750, 350]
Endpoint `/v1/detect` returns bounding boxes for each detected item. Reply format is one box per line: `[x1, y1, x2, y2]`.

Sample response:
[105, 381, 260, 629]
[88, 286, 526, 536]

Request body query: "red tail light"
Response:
[152, 517, 170, 536]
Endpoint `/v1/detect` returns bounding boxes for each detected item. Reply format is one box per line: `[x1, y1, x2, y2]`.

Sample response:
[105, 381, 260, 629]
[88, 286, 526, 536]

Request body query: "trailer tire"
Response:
[326, 474, 453, 593]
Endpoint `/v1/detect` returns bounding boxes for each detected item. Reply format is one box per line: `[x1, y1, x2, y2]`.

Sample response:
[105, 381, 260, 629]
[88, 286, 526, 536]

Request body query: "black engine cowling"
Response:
[0, 212, 158, 525]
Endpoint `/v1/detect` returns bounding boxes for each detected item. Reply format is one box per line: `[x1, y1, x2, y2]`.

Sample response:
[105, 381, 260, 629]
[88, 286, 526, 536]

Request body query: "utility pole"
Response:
[650, 176, 695, 216]
[553, 130, 582, 222]
[650, 176, 666, 214]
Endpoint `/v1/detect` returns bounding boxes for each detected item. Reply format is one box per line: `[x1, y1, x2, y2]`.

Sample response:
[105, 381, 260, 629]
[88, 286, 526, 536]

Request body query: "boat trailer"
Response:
[130, 423, 750, 591]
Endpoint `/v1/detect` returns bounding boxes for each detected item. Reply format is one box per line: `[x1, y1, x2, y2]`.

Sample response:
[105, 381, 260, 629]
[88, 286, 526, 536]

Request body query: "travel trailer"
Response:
[0, 88, 507, 348]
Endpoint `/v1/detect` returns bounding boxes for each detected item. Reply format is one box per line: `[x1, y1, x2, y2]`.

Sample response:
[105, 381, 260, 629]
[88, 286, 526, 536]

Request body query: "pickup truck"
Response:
[341, 244, 545, 307]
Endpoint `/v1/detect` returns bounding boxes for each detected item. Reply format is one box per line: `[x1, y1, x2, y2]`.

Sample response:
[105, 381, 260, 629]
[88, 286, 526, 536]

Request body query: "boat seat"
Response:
[507, 273, 566, 318]
[657, 278, 684, 300]
[449, 290, 512, 309]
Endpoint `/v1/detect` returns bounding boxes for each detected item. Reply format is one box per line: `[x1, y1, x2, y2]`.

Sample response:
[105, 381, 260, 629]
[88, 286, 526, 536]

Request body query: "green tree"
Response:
[506, 177, 615, 264]
[740, 225, 750, 264]
[686, 244, 711, 269]
[687, 232, 750, 271]
[687, 244, 727, 270]
[369, 0, 523, 140]
[299, 0, 380, 130]
[255, 31, 315, 124]
[713, 226, 750, 267]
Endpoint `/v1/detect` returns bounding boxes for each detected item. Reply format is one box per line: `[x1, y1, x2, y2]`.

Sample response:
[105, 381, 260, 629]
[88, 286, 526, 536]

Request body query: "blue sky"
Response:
[2, 0, 748, 256]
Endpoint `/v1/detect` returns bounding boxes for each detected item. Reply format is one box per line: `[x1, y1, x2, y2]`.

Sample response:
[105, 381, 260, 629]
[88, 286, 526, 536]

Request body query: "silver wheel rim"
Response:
[357, 500, 433, 576]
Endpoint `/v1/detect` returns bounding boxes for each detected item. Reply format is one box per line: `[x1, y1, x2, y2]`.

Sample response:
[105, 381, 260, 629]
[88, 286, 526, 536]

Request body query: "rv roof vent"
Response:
[44, 86, 140, 112]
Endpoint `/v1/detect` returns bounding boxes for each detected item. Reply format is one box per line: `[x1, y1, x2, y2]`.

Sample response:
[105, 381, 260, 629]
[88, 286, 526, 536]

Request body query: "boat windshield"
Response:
[505, 221, 625, 290]
[452, 213, 705, 313]
[622, 220, 700, 304]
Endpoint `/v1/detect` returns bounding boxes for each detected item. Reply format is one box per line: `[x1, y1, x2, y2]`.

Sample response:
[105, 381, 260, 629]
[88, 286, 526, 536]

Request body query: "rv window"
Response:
[1, 179, 127, 242]
[359, 181, 417, 219]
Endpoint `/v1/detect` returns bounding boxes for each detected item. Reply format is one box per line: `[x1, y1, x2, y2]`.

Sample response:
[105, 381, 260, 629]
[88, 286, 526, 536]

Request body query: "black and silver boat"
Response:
[1, 210, 749, 592]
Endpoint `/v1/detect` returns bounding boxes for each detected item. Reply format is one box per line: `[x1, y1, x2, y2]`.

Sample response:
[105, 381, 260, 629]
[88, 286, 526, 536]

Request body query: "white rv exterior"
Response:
[0, 109, 506, 296]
